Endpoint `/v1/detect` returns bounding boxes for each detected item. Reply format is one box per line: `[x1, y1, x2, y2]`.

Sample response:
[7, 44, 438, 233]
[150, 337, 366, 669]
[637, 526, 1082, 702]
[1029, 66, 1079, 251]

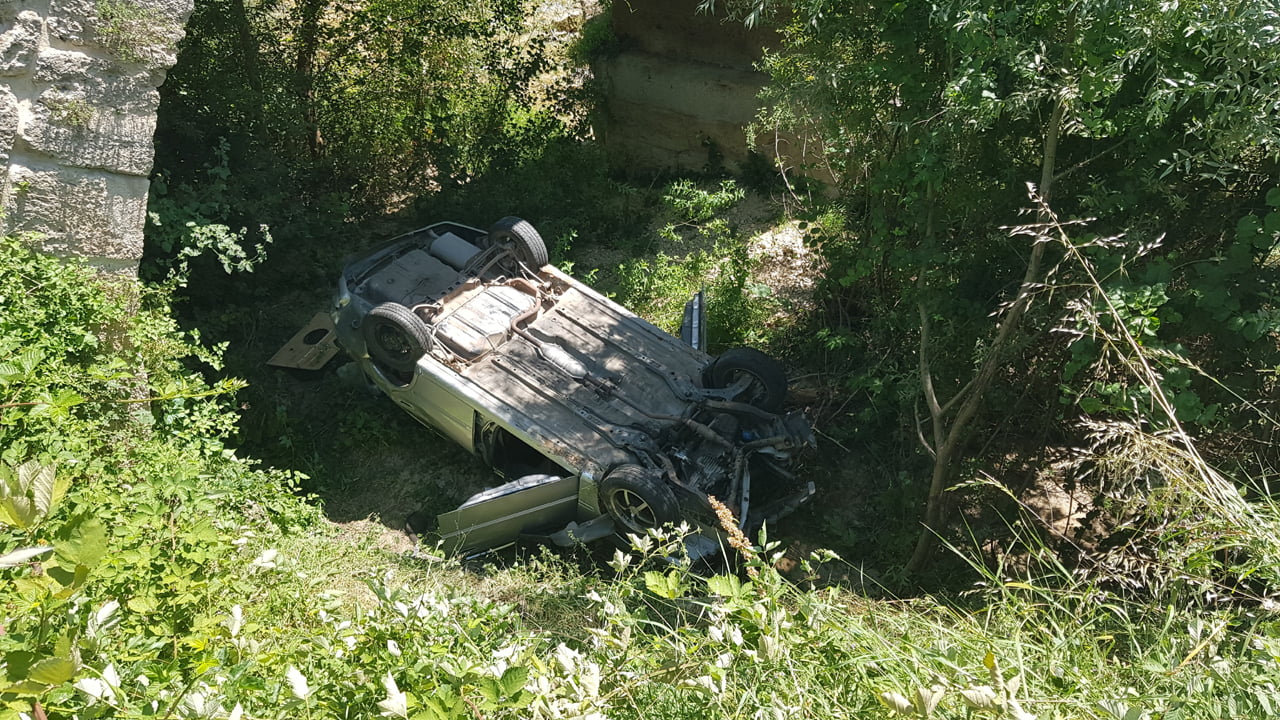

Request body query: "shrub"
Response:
[0, 237, 318, 714]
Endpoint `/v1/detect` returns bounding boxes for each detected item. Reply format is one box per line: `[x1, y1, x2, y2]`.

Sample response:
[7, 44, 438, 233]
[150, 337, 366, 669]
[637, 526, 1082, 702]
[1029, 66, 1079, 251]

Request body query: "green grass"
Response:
[226, 526, 1280, 720]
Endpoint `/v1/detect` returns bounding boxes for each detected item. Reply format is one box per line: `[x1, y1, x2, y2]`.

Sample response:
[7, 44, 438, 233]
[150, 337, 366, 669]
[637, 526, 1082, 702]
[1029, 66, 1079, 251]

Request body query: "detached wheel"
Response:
[487, 216, 549, 268]
[600, 465, 679, 535]
[363, 302, 432, 373]
[705, 347, 788, 413]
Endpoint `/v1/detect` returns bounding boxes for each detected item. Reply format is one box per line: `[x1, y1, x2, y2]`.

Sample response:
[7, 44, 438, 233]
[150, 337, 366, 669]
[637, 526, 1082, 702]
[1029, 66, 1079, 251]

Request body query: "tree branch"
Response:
[1053, 138, 1128, 184]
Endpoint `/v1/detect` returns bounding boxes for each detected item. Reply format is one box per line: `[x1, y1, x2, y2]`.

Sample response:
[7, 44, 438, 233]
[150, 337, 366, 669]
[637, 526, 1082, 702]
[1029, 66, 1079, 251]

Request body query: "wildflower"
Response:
[250, 549, 278, 570]
[708, 495, 758, 579]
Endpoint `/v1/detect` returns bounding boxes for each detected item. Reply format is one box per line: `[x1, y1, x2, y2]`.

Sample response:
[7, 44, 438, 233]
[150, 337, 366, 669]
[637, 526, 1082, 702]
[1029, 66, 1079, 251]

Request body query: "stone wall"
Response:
[0, 0, 191, 273]
[594, 0, 779, 174]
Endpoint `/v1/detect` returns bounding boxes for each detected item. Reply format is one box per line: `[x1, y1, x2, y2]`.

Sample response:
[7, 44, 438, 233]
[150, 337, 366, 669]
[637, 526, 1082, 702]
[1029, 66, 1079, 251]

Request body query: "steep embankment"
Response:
[5, 214, 1280, 719]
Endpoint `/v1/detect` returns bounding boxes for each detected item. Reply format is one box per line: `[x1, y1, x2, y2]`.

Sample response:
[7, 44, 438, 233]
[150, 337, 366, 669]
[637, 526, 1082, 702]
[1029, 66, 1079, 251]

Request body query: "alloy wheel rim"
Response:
[610, 488, 656, 531]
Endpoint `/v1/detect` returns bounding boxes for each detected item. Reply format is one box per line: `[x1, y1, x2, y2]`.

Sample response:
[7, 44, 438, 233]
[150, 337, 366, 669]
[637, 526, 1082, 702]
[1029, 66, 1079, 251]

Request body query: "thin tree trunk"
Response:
[904, 97, 1065, 577]
[294, 0, 328, 155]
[227, 0, 266, 132]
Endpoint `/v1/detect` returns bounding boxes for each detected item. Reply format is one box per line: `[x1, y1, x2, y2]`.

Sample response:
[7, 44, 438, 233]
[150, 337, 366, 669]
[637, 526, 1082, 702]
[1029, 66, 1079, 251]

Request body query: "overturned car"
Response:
[325, 217, 814, 556]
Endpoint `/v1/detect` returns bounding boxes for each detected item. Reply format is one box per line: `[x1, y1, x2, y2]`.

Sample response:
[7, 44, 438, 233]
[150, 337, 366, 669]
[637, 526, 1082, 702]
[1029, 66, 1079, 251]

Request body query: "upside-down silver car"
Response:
[324, 217, 814, 556]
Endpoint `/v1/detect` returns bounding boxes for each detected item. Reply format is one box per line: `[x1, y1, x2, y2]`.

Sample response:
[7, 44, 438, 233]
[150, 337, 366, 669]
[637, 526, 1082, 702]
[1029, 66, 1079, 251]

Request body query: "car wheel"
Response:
[363, 302, 432, 374]
[487, 216, 549, 268]
[599, 465, 679, 535]
[705, 347, 788, 413]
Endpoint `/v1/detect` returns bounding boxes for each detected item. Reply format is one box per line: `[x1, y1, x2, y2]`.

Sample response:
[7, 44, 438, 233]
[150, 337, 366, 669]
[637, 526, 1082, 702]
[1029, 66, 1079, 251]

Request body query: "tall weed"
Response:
[1035, 199, 1280, 603]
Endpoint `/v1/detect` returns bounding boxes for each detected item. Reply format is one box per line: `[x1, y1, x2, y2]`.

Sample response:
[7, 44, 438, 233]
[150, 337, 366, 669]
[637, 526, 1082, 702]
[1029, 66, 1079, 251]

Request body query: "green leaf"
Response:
[1097, 699, 1144, 720]
[1263, 211, 1280, 237]
[15, 349, 43, 375]
[2, 680, 52, 697]
[54, 514, 106, 568]
[707, 574, 744, 598]
[417, 687, 464, 720]
[914, 685, 946, 716]
[499, 666, 528, 697]
[0, 496, 36, 529]
[960, 685, 1000, 711]
[476, 677, 502, 705]
[51, 390, 84, 409]
[1266, 187, 1280, 207]
[45, 563, 91, 596]
[1172, 390, 1204, 422]
[26, 656, 77, 685]
[1235, 214, 1262, 243]
[878, 690, 914, 715]
[13, 575, 56, 600]
[0, 461, 62, 530]
[127, 595, 159, 614]
[3, 651, 37, 683]
[1078, 396, 1107, 414]
[52, 636, 71, 660]
[644, 570, 686, 599]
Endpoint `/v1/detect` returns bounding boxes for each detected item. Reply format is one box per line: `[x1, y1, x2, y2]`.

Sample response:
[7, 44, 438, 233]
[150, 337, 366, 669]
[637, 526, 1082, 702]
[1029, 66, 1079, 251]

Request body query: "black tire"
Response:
[363, 302, 432, 374]
[487, 216, 549, 268]
[599, 465, 679, 535]
[705, 347, 788, 413]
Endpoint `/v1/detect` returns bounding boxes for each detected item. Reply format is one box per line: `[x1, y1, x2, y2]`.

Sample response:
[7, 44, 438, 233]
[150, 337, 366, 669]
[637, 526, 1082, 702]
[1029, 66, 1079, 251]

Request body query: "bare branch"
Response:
[914, 401, 937, 459]
[1053, 138, 1129, 183]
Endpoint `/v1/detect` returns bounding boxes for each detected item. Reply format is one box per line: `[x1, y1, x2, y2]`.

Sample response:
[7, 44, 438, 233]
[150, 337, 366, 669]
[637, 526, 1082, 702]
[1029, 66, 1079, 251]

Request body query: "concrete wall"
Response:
[595, 0, 779, 174]
[0, 0, 191, 273]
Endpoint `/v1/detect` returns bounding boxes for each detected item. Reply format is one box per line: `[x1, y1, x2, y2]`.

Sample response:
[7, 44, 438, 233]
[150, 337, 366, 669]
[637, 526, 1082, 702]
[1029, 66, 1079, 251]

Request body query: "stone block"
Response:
[601, 97, 752, 172]
[595, 51, 766, 172]
[46, 0, 90, 44]
[3, 162, 149, 261]
[49, 0, 192, 69]
[23, 48, 160, 175]
[602, 51, 764, 124]
[35, 46, 158, 103]
[0, 10, 40, 76]
[0, 84, 15, 166]
[0, 0, 20, 23]
[0, 0, 192, 273]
